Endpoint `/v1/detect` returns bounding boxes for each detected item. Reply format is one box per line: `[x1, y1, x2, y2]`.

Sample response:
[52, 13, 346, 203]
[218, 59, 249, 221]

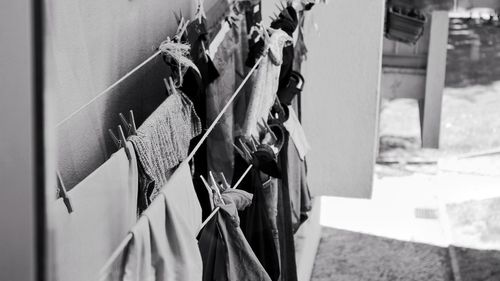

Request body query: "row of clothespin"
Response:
[108, 110, 137, 162]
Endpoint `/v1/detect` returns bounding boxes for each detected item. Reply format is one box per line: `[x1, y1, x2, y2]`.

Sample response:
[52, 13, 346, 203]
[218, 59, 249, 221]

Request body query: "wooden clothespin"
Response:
[195, 0, 207, 24]
[119, 110, 137, 136]
[57, 171, 73, 213]
[168, 76, 179, 92]
[163, 78, 172, 96]
[209, 171, 225, 205]
[199, 175, 215, 211]
[108, 125, 132, 160]
[200, 41, 208, 62]
[219, 172, 231, 191]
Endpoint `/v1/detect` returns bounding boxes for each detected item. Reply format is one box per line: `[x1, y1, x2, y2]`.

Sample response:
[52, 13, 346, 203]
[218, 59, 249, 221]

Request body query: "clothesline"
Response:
[55, 18, 232, 129]
[98, 55, 263, 280]
[55, 50, 162, 128]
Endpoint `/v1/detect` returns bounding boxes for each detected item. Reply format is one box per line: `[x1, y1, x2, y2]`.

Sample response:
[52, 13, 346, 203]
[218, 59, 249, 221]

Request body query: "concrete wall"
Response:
[46, 0, 202, 189]
[301, 0, 385, 198]
[0, 1, 38, 280]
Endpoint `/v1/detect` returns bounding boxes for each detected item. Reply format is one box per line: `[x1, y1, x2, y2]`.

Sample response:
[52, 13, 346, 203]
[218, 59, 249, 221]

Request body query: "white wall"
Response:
[301, 0, 386, 198]
[0, 0, 38, 280]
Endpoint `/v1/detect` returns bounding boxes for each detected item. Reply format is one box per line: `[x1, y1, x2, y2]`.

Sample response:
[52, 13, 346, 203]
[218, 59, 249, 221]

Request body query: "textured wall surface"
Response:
[46, 0, 197, 189]
[301, 0, 385, 198]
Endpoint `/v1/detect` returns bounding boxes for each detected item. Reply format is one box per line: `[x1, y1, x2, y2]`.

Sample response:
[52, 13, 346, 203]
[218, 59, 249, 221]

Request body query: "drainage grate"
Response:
[414, 208, 439, 219]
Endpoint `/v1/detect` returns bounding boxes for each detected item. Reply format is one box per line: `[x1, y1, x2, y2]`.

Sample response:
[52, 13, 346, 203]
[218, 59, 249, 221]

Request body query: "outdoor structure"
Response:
[381, 11, 450, 149]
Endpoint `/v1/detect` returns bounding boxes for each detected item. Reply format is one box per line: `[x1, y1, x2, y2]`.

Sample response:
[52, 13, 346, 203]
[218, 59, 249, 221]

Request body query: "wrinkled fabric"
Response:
[286, 137, 312, 233]
[206, 23, 241, 183]
[183, 18, 221, 221]
[198, 188, 271, 281]
[276, 133, 298, 281]
[242, 29, 292, 138]
[129, 92, 202, 210]
[234, 156, 280, 281]
[283, 106, 310, 160]
[122, 218, 152, 281]
[122, 163, 203, 281]
[262, 176, 281, 267]
[52, 143, 138, 281]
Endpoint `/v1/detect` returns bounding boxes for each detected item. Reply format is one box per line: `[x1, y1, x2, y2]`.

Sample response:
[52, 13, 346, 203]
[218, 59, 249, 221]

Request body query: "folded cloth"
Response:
[52, 142, 138, 281]
[122, 163, 203, 281]
[283, 106, 310, 160]
[129, 92, 202, 210]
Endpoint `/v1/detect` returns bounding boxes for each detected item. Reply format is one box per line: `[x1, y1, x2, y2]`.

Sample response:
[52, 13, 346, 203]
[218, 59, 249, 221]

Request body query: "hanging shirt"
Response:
[198, 188, 272, 281]
[242, 29, 292, 138]
[129, 92, 202, 211]
[52, 143, 138, 281]
[122, 163, 203, 281]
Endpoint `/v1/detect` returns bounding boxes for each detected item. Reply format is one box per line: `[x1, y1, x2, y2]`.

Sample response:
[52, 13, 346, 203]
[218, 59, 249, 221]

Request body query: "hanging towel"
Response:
[198, 188, 272, 281]
[283, 106, 310, 160]
[242, 29, 292, 138]
[52, 142, 138, 281]
[129, 92, 202, 211]
[122, 163, 203, 281]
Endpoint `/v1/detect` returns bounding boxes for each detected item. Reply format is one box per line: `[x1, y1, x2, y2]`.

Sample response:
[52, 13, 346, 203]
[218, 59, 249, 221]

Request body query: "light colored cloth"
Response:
[52, 142, 138, 281]
[206, 23, 239, 183]
[129, 92, 202, 203]
[122, 163, 203, 281]
[283, 106, 310, 160]
[242, 29, 292, 138]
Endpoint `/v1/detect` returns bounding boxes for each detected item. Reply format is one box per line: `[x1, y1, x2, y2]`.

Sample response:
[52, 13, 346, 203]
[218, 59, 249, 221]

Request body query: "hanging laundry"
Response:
[182, 17, 221, 221]
[198, 187, 272, 281]
[52, 143, 138, 281]
[241, 28, 292, 138]
[206, 18, 246, 184]
[233, 155, 281, 281]
[121, 163, 203, 281]
[283, 106, 311, 160]
[129, 92, 202, 212]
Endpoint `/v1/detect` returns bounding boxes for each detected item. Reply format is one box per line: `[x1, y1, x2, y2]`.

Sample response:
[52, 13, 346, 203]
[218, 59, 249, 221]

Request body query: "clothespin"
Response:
[119, 110, 137, 136]
[209, 171, 225, 205]
[57, 171, 73, 213]
[219, 172, 231, 191]
[108, 125, 132, 160]
[168, 76, 179, 92]
[261, 117, 278, 142]
[163, 78, 172, 96]
[199, 175, 215, 210]
[200, 41, 208, 62]
[195, 0, 207, 24]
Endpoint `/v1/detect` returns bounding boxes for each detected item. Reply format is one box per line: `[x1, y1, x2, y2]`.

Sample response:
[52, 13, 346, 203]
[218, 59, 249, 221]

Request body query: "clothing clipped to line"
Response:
[119, 163, 203, 281]
[52, 143, 138, 281]
[206, 18, 245, 184]
[283, 105, 311, 160]
[242, 28, 293, 138]
[198, 187, 272, 281]
[233, 155, 281, 281]
[129, 92, 202, 212]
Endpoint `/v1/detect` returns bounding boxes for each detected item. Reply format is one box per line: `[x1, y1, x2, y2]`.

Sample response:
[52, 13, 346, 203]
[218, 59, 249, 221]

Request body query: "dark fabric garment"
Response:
[244, 1, 264, 67]
[198, 188, 271, 281]
[276, 133, 299, 281]
[198, 216, 227, 281]
[234, 156, 280, 281]
[182, 18, 221, 220]
[271, 7, 298, 99]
